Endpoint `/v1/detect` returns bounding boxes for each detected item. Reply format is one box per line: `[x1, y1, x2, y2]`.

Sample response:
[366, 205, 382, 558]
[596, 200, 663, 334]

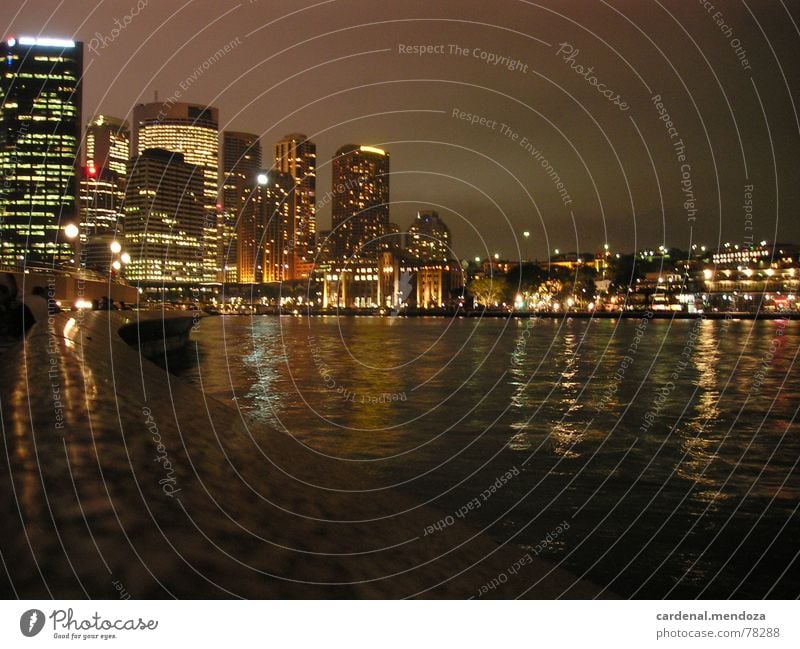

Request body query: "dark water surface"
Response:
[174, 314, 800, 598]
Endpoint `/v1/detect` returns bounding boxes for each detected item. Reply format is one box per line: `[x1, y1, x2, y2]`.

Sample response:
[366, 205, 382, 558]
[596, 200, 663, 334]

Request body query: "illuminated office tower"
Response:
[132, 102, 219, 282]
[406, 210, 451, 262]
[80, 115, 129, 244]
[0, 36, 82, 267]
[222, 131, 261, 283]
[124, 149, 205, 285]
[273, 133, 316, 278]
[330, 145, 389, 260]
[259, 171, 294, 283]
[86, 114, 129, 177]
[79, 166, 120, 238]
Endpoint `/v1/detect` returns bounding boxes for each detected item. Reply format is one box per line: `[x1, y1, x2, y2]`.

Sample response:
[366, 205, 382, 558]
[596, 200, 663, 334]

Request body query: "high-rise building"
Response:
[79, 166, 120, 239]
[124, 148, 205, 285]
[330, 144, 389, 260]
[0, 36, 82, 267]
[85, 114, 129, 177]
[222, 131, 261, 283]
[274, 133, 316, 278]
[132, 102, 219, 282]
[259, 171, 294, 283]
[80, 115, 129, 245]
[406, 210, 451, 262]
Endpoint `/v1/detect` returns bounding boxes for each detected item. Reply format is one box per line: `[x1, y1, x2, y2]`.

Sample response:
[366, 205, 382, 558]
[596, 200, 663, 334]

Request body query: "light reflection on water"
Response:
[179, 315, 800, 598]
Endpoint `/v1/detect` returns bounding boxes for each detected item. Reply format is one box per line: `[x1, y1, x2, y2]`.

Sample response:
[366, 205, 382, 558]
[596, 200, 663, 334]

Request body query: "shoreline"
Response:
[209, 307, 800, 320]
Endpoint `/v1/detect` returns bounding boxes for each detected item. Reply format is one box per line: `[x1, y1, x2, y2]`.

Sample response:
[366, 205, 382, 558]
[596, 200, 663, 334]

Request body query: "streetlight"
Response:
[63, 223, 80, 270]
[120, 252, 131, 265]
[110, 240, 122, 254]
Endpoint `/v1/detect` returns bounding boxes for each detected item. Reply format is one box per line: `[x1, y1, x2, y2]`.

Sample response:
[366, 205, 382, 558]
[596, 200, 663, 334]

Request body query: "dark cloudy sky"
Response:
[3, 0, 799, 260]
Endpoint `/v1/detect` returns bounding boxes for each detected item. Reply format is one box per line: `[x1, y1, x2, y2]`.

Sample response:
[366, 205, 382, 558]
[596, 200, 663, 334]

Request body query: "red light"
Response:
[87, 165, 97, 177]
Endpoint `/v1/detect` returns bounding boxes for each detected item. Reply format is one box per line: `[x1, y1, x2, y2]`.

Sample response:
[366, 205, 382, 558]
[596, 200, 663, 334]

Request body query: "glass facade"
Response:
[0, 37, 82, 268]
[132, 102, 219, 282]
[124, 148, 205, 285]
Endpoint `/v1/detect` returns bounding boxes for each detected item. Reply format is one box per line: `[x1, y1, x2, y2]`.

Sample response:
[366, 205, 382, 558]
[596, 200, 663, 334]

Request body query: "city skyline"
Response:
[1, 1, 800, 622]
[4, 0, 797, 263]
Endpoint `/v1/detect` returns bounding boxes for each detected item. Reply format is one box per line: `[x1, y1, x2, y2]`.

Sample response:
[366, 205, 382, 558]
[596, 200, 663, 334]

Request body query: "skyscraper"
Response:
[0, 36, 82, 267]
[132, 102, 219, 282]
[124, 148, 205, 285]
[79, 165, 120, 239]
[330, 145, 389, 260]
[80, 115, 129, 244]
[85, 114, 129, 177]
[406, 210, 451, 262]
[222, 131, 261, 283]
[273, 133, 316, 278]
[259, 171, 294, 283]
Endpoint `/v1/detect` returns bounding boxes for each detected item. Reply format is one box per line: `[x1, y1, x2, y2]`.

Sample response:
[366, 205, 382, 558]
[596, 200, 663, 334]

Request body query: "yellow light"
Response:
[359, 146, 386, 156]
[64, 223, 79, 239]
[110, 240, 122, 253]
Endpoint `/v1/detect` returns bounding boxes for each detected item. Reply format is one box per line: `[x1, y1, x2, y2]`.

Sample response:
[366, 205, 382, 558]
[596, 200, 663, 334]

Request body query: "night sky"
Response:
[3, 0, 799, 261]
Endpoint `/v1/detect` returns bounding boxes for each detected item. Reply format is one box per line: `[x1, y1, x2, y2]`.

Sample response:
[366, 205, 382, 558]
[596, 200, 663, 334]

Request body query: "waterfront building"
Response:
[274, 133, 316, 278]
[330, 144, 389, 260]
[259, 171, 294, 283]
[406, 210, 451, 262]
[0, 36, 82, 267]
[416, 261, 464, 308]
[132, 102, 219, 282]
[123, 149, 205, 285]
[319, 251, 463, 310]
[81, 115, 129, 242]
[711, 241, 798, 266]
[85, 114, 129, 177]
[222, 131, 261, 283]
[79, 165, 121, 239]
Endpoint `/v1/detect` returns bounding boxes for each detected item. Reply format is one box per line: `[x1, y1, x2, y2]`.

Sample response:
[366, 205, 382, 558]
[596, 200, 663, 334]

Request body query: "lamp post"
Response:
[64, 223, 80, 270]
[109, 240, 128, 278]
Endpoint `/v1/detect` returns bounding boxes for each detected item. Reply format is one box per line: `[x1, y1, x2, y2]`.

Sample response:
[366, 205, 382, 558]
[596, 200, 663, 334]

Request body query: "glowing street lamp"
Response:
[120, 252, 131, 265]
[110, 240, 122, 254]
[63, 223, 80, 270]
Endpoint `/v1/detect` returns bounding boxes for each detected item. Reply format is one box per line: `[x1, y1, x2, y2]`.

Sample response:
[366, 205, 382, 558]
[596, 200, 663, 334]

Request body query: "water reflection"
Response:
[179, 316, 800, 598]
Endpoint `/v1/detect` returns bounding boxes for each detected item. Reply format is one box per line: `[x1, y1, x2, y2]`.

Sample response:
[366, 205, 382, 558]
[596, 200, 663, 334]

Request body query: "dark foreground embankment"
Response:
[0, 310, 608, 598]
